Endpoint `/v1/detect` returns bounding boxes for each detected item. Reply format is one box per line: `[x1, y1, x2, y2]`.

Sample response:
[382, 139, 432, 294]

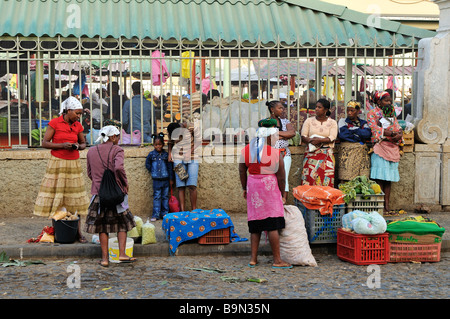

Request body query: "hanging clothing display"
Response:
[151, 50, 169, 86]
[181, 51, 194, 79]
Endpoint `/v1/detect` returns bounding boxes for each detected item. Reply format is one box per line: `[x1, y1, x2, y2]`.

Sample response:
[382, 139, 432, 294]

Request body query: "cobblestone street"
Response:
[1, 253, 448, 301]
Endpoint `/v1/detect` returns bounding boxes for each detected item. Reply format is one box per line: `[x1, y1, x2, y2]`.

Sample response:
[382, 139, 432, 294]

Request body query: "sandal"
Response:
[78, 235, 88, 244]
[272, 264, 293, 269]
[118, 257, 137, 263]
[98, 260, 109, 267]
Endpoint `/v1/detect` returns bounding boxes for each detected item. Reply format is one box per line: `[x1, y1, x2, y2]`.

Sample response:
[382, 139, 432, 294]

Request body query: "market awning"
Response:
[0, 0, 436, 47]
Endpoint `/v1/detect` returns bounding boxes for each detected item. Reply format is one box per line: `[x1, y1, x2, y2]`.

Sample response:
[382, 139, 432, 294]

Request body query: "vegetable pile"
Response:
[338, 176, 382, 204]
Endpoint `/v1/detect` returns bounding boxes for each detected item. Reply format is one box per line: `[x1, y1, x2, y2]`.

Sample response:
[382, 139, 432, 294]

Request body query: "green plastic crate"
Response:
[0, 117, 7, 133]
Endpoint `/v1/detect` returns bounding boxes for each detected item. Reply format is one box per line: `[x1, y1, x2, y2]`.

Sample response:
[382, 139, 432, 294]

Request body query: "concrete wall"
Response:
[0, 145, 416, 218]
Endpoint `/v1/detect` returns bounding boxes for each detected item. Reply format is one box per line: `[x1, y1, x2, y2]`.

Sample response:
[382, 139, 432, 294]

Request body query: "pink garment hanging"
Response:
[151, 51, 169, 86]
[82, 84, 89, 97]
[201, 78, 211, 94]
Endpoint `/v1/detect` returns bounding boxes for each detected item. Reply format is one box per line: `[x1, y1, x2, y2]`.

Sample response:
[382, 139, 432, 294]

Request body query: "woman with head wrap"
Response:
[84, 125, 136, 267]
[263, 101, 296, 202]
[300, 98, 338, 186]
[239, 122, 292, 269]
[337, 100, 372, 182]
[33, 96, 90, 243]
[366, 91, 404, 215]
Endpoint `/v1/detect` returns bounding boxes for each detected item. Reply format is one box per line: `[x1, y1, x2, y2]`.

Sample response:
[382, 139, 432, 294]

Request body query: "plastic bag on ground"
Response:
[141, 219, 156, 245]
[279, 205, 317, 267]
[127, 216, 143, 238]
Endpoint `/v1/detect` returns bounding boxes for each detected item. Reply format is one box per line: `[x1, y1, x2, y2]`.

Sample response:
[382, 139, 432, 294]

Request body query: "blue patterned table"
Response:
[162, 208, 248, 255]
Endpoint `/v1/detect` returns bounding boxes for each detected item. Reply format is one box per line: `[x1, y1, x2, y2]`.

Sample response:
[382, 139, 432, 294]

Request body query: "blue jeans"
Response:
[152, 179, 170, 219]
[173, 160, 199, 187]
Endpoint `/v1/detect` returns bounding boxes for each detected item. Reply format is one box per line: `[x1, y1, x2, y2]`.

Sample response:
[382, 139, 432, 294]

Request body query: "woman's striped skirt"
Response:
[33, 155, 89, 218]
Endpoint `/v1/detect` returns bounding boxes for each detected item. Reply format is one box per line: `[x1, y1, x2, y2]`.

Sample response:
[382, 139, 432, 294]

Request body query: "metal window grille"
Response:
[0, 36, 419, 148]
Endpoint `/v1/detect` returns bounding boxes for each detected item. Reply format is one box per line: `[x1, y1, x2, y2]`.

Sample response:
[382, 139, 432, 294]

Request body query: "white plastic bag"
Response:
[141, 219, 156, 245]
[279, 205, 317, 266]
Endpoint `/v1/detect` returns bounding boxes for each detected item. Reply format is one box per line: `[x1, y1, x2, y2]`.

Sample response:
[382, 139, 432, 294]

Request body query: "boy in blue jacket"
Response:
[337, 100, 372, 182]
[145, 133, 175, 221]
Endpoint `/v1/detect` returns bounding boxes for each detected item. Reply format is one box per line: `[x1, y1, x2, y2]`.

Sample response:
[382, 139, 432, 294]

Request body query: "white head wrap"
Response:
[256, 127, 278, 138]
[96, 125, 120, 144]
[279, 93, 287, 99]
[249, 127, 279, 163]
[60, 96, 83, 115]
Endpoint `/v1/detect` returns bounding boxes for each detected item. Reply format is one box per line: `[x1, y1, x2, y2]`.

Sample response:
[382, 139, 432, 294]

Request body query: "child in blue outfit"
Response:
[145, 133, 175, 221]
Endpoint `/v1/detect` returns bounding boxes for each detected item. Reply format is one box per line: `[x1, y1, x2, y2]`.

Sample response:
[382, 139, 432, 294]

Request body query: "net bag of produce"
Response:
[142, 219, 156, 245]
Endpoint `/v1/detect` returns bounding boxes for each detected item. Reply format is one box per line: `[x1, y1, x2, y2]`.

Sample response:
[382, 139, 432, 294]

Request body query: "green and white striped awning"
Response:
[0, 0, 436, 47]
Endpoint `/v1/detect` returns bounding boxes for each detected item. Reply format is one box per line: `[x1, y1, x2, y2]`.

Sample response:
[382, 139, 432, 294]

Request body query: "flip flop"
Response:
[272, 264, 293, 269]
[118, 257, 137, 263]
[98, 260, 109, 267]
[248, 262, 259, 268]
[78, 235, 88, 244]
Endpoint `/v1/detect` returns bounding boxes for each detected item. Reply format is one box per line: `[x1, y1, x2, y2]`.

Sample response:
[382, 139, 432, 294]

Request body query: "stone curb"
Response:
[1, 238, 448, 259]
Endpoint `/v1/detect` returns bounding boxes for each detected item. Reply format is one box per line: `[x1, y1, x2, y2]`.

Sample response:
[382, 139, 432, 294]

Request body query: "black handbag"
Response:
[97, 145, 125, 209]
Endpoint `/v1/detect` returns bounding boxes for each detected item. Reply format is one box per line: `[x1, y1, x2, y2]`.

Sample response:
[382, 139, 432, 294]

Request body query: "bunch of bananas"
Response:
[31, 126, 47, 143]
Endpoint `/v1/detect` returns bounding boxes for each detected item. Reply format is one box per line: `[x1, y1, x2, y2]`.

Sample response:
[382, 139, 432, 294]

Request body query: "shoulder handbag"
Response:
[97, 145, 125, 209]
[168, 187, 181, 213]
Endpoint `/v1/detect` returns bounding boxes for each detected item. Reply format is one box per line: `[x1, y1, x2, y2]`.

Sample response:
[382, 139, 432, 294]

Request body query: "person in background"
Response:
[263, 101, 296, 203]
[85, 125, 136, 267]
[1, 81, 12, 100]
[122, 81, 155, 143]
[33, 96, 90, 243]
[300, 98, 338, 187]
[366, 91, 403, 215]
[337, 100, 372, 183]
[167, 119, 201, 212]
[239, 123, 292, 269]
[145, 133, 175, 222]
[105, 82, 128, 121]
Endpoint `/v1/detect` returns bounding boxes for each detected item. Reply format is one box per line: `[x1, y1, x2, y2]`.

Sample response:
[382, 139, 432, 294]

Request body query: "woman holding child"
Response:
[366, 91, 403, 215]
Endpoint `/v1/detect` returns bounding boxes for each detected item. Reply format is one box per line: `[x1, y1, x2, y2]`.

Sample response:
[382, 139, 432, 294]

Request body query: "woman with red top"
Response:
[33, 96, 90, 242]
[366, 91, 404, 215]
[239, 120, 292, 269]
[84, 125, 136, 267]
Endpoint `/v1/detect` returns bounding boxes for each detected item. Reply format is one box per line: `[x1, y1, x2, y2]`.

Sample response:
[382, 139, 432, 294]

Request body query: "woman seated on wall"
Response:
[337, 100, 372, 183]
[300, 98, 338, 187]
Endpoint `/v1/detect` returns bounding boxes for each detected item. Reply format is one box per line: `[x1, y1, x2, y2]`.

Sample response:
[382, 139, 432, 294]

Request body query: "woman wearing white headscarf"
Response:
[34, 96, 90, 242]
[239, 121, 292, 269]
[85, 125, 136, 267]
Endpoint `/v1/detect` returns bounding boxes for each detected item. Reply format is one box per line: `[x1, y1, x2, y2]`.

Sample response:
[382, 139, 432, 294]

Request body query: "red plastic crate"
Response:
[198, 228, 230, 245]
[337, 229, 390, 265]
[389, 242, 441, 263]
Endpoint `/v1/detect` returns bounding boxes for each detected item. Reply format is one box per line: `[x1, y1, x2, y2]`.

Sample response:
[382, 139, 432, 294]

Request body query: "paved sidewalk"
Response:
[0, 209, 448, 259]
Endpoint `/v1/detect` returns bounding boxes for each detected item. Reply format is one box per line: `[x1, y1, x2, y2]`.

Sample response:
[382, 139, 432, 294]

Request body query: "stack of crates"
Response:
[294, 198, 345, 244]
[346, 193, 385, 216]
[388, 232, 442, 263]
[198, 228, 230, 245]
[403, 131, 414, 153]
[337, 229, 390, 265]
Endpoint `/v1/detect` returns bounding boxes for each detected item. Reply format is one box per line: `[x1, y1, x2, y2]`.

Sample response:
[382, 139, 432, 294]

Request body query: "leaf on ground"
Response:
[246, 277, 267, 283]
[185, 266, 226, 273]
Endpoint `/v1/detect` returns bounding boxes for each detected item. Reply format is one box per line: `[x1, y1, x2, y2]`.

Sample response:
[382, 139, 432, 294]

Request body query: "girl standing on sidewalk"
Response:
[145, 133, 174, 221]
